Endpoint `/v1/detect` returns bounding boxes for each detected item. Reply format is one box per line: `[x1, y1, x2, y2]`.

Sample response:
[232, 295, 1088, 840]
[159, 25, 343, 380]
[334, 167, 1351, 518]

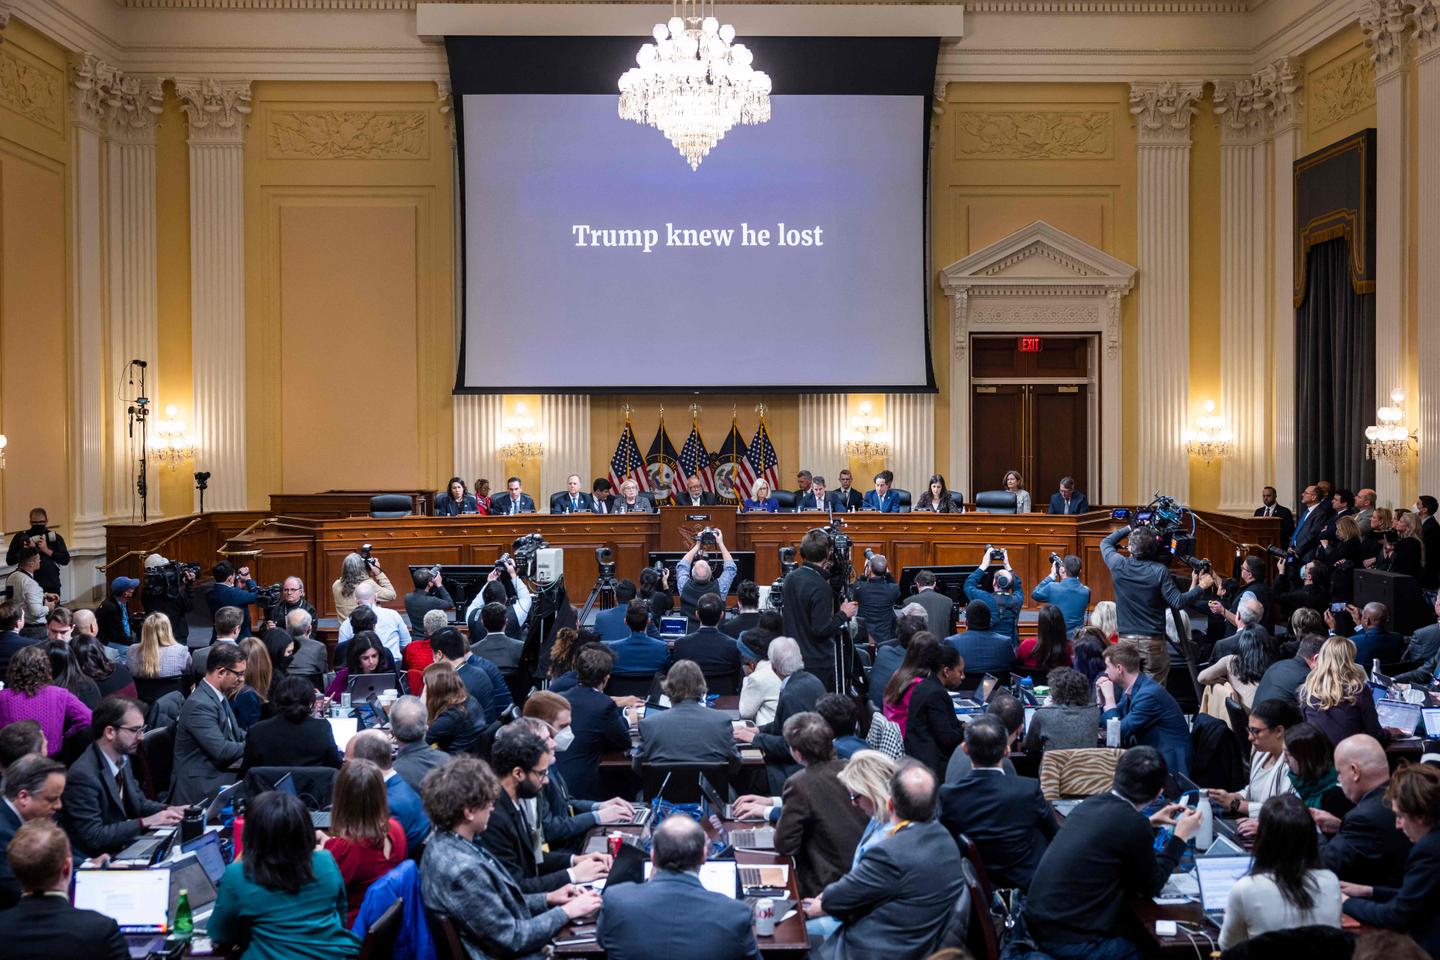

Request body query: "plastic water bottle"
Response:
[1373, 659, 1382, 680]
[1106, 717, 1122, 747]
[174, 890, 193, 937]
[1194, 795, 1215, 851]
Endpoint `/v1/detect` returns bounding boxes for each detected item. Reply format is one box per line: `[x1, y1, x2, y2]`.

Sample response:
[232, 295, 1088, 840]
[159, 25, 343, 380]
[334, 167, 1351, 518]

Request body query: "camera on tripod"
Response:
[500, 533, 551, 581]
[143, 560, 200, 599]
[594, 547, 616, 580]
[1114, 493, 1203, 565]
[768, 547, 800, 611]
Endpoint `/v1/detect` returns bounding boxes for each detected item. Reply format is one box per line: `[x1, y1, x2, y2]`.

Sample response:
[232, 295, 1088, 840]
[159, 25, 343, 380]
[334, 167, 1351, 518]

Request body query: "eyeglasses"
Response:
[116, 724, 145, 735]
[223, 667, 247, 681]
[1246, 725, 1269, 738]
[528, 767, 551, 782]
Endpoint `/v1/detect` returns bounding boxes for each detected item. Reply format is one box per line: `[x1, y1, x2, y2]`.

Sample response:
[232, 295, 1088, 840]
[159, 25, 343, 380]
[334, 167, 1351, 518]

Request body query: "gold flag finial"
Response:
[689, 402, 700, 420]
[622, 403, 633, 420]
[755, 401, 768, 419]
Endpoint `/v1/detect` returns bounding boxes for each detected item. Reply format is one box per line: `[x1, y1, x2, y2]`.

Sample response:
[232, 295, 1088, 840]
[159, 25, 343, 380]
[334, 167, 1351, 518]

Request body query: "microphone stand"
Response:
[125, 360, 151, 522]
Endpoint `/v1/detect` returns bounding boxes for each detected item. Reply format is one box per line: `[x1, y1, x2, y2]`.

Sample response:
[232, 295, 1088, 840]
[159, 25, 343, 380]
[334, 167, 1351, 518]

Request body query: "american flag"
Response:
[678, 419, 716, 494]
[747, 416, 781, 493]
[713, 419, 753, 503]
[607, 418, 648, 494]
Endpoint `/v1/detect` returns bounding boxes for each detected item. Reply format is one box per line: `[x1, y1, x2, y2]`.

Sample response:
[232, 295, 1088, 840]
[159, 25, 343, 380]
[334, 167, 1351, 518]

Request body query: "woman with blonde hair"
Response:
[232, 636, 274, 729]
[1299, 636, 1386, 747]
[1088, 600, 1118, 645]
[1380, 510, 1425, 579]
[803, 749, 898, 936]
[1318, 515, 1365, 603]
[129, 611, 193, 679]
[422, 661, 483, 755]
[331, 551, 396, 620]
[322, 757, 405, 925]
[1003, 469, 1032, 513]
[742, 478, 780, 513]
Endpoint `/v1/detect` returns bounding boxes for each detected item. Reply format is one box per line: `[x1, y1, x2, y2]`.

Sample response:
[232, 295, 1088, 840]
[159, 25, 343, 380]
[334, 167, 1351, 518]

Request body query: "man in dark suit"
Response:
[558, 645, 632, 801]
[938, 716, 1056, 890]
[494, 476, 537, 516]
[1315, 733, 1411, 888]
[1418, 495, 1440, 590]
[170, 644, 249, 805]
[608, 600, 671, 675]
[389, 695, 449, 794]
[482, 729, 609, 893]
[811, 761, 965, 960]
[593, 580, 638, 643]
[0, 601, 36, 679]
[672, 594, 741, 695]
[0, 820, 128, 959]
[549, 474, 595, 515]
[851, 554, 900, 645]
[1290, 484, 1329, 562]
[1254, 634, 1322, 707]
[908, 571, 957, 635]
[734, 637, 826, 789]
[0, 754, 67, 910]
[677, 476, 718, 507]
[1402, 594, 1440, 663]
[834, 469, 864, 513]
[599, 816, 760, 960]
[719, 580, 762, 640]
[1352, 602, 1404, 666]
[1098, 642, 1191, 777]
[861, 470, 901, 513]
[1255, 486, 1296, 546]
[945, 601, 1016, 674]
[800, 475, 843, 513]
[471, 602, 525, 673]
[591, 478, 616, 514]
[771, 712, 869, 899]
[782, 530, 859, 692]
[1047, 477, 1090, 515]
[638, 661, 739, 767]
[61, 698, 185, 858]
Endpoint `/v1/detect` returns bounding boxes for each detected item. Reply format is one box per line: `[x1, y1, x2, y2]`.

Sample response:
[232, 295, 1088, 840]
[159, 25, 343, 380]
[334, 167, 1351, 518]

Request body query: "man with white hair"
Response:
[734, 636, 826, 788]
[1209, 595, 1267, 662]
[336, 579, 410, 660]
[675, 530, 737, 621]
[284, 608, 329, 686]
[389, 695, 446, 793]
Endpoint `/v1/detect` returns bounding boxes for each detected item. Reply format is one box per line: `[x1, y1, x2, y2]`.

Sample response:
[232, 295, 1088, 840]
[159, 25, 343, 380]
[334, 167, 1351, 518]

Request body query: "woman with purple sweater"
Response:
[0, 645, 91, 757]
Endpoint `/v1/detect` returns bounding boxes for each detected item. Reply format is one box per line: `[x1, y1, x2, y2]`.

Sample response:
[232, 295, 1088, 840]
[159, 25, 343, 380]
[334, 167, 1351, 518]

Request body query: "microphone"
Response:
[132, 359, 148, 368]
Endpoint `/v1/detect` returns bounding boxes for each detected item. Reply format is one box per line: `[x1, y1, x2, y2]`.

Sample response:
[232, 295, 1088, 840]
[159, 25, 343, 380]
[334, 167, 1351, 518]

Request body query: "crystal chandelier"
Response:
[1365, 387, 1417, 472]
[499, 401, 546, 463]
[1183, 400, 1234, 465]
[618, 1, 771, 170]
[152, 404, 197, 470]
[844, 401, 891, 460]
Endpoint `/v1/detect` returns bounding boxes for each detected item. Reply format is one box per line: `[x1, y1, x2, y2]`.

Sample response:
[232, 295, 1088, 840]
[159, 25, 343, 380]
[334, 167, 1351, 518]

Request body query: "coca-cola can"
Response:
[607, 833, 623, 858]
[753, 897, 776, 936]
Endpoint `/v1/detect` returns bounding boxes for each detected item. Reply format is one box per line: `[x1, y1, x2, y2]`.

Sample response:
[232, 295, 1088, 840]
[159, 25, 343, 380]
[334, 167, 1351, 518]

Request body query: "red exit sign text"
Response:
[1018, 336, 1043, 353]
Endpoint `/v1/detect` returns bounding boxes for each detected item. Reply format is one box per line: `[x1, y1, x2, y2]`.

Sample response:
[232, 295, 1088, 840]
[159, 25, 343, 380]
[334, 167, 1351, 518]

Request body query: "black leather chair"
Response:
[960, 854, 999, 960]
[369, 494, 413, 519]
[133, 675, 186, 707]
[641, 762, 732, 803]
[137, 723, 175, 801]
[772, 490, 799, 511]
[608, 671, 662, 699]
[358, 897, 404, 960]
[427, 911, 467, 960]
[1225, 696, 1252, 764]
[893, 489, 912, 513]
[973, 491, 1018, 514]
[947, 491, 967, 511]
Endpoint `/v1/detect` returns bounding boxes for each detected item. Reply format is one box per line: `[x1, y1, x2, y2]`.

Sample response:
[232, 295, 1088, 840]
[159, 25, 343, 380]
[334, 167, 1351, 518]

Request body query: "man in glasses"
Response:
[171, 644, 249, 805]
[61, 696, 186, 858]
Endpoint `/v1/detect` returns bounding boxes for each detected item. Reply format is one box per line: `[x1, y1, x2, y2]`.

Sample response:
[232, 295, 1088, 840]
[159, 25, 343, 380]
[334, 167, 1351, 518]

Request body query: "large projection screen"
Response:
[447, 37, 938, 393]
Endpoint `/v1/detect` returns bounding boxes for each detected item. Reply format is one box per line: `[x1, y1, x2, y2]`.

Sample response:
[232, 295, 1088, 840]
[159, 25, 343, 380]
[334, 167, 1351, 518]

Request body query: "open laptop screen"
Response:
[1195, 856, 1252, 913]
[74, 867, 172, 933]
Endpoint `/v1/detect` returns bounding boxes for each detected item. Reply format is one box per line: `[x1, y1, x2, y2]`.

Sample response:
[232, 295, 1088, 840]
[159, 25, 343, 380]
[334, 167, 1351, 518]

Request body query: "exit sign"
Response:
[1018, 336, 1043, 353]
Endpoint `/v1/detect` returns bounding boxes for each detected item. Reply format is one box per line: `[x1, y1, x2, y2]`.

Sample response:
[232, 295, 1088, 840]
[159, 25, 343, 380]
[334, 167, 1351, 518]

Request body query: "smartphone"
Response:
[1331, 602, 1347, 612]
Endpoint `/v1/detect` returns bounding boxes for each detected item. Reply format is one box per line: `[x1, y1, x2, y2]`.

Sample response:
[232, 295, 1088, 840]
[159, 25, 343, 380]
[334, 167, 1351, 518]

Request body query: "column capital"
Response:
[1128, 80, 1204, 145]
[108, 75, 164, 143]
[1255, 57, 1304, 133]
[1213, 77, 1267, 145]
[174, 77, 252, 144]
[1414, 0, 1440, 57]
[1361, 0, 1413, 79]
[70, 53, 123, 132]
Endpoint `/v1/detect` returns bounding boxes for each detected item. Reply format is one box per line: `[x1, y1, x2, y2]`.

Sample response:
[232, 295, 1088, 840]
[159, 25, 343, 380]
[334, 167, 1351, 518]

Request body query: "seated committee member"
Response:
[332, 551, 397, 622]
[1026, 747, 1203, 960]
[0, 755, 68, 910]
[1341, 762, 1440, 954]
[494, 476, 537, 515]
[549, 474, 595, 515]
[591, 478, 616, 514]
[434, 476, 478, 516]
[0, 820, 128, 960]
[773, 712, 870, 899]
[639, 661, 738, 767]
[207, 791, 362, 960]
[419, 756, 601, 958]
[1218, 793, 1342, 949]
[800, 474, 843, 513]
[1002, 469, 1033, 513]
[241, 676, 342, 774]
[833, 469, 864, 513]
[861, 471, 901, 513]
[1097, 642, 1192, 778]
[805, 760, 964, 958]
[612, 478, 655, 514]
[741, 478, 780, 513]
[608, 600, 671, 674]
[0, 646, 91, 758]
[678, 476, 718, 508]
[1048, 477, 1090, 515]
[61, 696, 185, 858]
[939, 715, 1056, 891]
[473, 478, 492, 514]
[170, 643, 249, 805]
[914, 474, 960, 513]
[600, 815, 760, 960]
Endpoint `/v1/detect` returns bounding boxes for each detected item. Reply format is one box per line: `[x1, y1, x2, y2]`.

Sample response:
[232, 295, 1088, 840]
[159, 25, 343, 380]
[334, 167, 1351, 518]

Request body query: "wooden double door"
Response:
[970, 336, 1091, 498]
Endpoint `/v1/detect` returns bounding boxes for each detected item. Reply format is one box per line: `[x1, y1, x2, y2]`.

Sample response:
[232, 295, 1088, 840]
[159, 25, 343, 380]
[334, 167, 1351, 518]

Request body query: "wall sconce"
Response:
[152, 405, 196, 469]
[844, 401, 891, 460]
[1183, 400, 1234, 464]
[0, 433, 7, 469]
[1365, 387, 1417, 473]
[500, 401, 546, 462]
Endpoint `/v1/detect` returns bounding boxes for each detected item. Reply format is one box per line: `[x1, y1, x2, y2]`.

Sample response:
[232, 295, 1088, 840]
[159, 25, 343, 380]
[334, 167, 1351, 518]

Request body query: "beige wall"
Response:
[156, 89, 195, 517]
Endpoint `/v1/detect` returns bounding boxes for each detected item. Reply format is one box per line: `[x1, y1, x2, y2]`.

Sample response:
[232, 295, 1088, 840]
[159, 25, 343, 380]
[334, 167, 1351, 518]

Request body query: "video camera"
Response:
[142, 560, 201, 599]
[594, 547, 617, 580]
[254, 582, 283, 612]
[1111, 493, 1207, 568]
[819, 524, 854, 597]
[767, 547, 800, 610]
[499, 532, 550, 580]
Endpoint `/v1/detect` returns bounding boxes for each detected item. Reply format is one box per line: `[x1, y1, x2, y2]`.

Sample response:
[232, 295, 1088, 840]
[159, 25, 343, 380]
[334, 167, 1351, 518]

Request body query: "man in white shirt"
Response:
[337, 580, 410, 660]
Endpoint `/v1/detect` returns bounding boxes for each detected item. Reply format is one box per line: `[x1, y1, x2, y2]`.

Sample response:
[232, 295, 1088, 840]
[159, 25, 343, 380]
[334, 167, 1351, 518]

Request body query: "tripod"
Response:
[577, 574, 620, 630]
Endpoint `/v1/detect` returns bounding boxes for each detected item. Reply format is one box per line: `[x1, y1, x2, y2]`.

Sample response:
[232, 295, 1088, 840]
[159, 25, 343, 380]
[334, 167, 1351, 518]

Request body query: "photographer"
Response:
[5, 507, 70, 597]
[264, 576, 317, 630]
[404, 565, 454, 632]
[1032, 554, 1091, 633]
[1207, 555, 1275, 636]
[5, 548, 55, 634]
[964, 548, 1024, 645]
[464, 557, 531, 641]
[332, 550, 397, 620]
[676, 530, 736, 621]
[1100, 525, 1212, 684]
[851, 553, 900, 645]
[782, 529, 860, 693]
[139, 553, 195, 645]
[204, 560, 261, 638]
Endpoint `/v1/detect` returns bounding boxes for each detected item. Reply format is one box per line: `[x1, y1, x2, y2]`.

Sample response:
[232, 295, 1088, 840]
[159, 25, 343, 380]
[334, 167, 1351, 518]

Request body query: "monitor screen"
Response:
[74, 867, 172, 932]
[327, 717, 360, 752]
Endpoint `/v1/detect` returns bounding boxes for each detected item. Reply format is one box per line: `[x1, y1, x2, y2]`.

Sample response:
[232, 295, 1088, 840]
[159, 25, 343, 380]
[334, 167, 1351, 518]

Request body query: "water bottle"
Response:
[174, 890, 193, 937]
[1106, 716, 1122, 748]
[1194, 794, 1215, 851]
[1373, 659, 1382, 680]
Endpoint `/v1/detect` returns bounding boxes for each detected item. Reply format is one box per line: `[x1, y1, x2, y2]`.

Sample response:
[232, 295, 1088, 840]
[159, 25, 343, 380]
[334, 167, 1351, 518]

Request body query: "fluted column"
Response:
[1414, 1, 1440, 495]
[1214, 79, 1269, 513]
[798, 395, 849, 479]
[1130, 81, 1202, 502]
[1362, 0, 1411, 506]
[105, 74, 165, 521]
[540, 396, 592, 509]
[66, 55, 112, 599]
[176, 78, 251, 512]
[1262, 59, 1303, 504]
[884, 393, 937, 498]
[454, 395, 506, 493]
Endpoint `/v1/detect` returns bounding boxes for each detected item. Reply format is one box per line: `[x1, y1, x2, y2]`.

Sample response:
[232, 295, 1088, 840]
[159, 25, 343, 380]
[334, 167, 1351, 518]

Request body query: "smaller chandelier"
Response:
[0, 433, 7, 470]
[1183, 400, 1234, 464]
[153, 405, 196, 470]
[1365, 387, 1417, 472]
[618, 2, 771, 170]
[844, 401, 891, 460]
[500, 401, 546, 463]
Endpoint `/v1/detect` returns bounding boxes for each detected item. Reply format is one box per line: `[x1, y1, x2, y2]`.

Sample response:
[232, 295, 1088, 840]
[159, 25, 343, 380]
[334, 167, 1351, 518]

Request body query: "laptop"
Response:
[326, 716, 360, 752]
[1194, 854, 1253, 920]
[203, 780, 245, 825]
[659, 616, 689, 639]
[275, 773, 332, 829]
[726, 824, 776, 850]
[1377, 699, 1423, 737]
[700, 778, 765, 823]
[74, 866, 172, 958]
[167, 853, 219, 934]
[601, 840, 649, 894]
[358, 693, 391, 730]
[1423, 707, 1440, 738]
[952, 674, 1001, 712]
[181, 831, 228, 887]
[347, 672, 399, 701]
[116, 828, 175, 866]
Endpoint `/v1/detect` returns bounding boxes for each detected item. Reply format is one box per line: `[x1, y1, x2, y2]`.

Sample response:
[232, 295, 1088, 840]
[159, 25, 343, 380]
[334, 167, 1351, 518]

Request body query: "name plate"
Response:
[686, 513, 711, 521]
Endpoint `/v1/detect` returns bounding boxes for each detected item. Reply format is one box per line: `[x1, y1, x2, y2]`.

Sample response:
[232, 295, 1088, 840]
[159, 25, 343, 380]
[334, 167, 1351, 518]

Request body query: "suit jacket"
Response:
[1424, 515, 1440, 588]
[800, 491, 843, 513]
[1321, 784, 1412, 888]
[1253, 656, 1311, 707]
[672, 626, 742, 694]
[434, 492, 479, 516]
[239, 714, 343, 775]
[60, 743, 166, 857]
[945, 629, 1017, 675]
[171, 680, 247, 804]
[861, 490, 901, 513]
[557, 684, 631, 800]
[938, 770, 1056, 890]
[639, 699, 737, 766]
[1352, 627, 1404, 667]
[611, 496, 655, 515]
[1255, 503, 1296, 546]
[472, 631, 525, 672]
[599, 869, 760, 960]
[1291, 504, 1329, 560]
[392, 741, 448, 795]
[549, 491, 595, 515]
[1048, 492, 1091, 515]
[607, 632, 670, 674]
[0, 802, 22, 909]
[0, 631, 35, 680]
[910, 589, 957, 635]
[834, 487, 864, 512]
[0, 893, 128, 960]
[1103, 672, 1192, 778]
[493, 493, 537, 516]
[287, 636, 330, 680]
[592, 605, 631, 644]
[1342, 829, 1440, 955]
[591, 494, 616, 514]
[752, 670, 827, 765]
[480, 790, 570, 893]
[781, 564, 848, 690]
[821, 819, 965, 960]
[774, 758, 870, 898]
[676, 491, 719, 507]
[903, 675, 965, 776]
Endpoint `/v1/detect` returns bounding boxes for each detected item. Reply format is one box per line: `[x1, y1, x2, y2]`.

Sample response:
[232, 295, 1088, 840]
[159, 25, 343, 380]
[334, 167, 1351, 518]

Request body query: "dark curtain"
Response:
[1295, 236, 1376, 493]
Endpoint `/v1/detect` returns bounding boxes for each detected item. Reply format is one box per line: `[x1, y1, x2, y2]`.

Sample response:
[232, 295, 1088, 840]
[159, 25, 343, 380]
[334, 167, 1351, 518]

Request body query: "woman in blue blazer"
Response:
[434, 477, 478, 516]
[742, 479, 780, 513]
